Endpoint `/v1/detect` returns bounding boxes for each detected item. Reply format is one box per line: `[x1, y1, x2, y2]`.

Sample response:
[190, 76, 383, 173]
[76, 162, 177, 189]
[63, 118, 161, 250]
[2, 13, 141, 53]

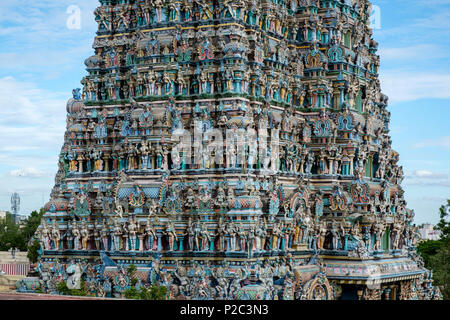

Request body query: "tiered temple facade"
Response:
[24, 0, 441, 300]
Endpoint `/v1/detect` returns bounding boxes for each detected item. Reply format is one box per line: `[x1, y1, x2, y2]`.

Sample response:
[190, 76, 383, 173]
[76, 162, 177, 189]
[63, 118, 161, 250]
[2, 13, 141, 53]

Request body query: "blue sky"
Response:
[0, 0, 448, 224]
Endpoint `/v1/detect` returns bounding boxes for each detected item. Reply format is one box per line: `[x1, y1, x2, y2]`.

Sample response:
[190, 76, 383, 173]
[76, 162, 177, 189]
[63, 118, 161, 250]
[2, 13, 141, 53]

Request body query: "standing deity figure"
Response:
[226, 220, 237, 251]
[226, 142, 237, 168]
[163, 71, 173, 95]
[93, 223, 101, 251]
[40, 221, 51, 251]
[140, 141, 151, 169]
[65, 222, 74, 250]
[285, 223, 294, 250]
[200, 223, 210, 251]
[80, 221, 89, 250]
[262, 219, 269, 251]
[72, 220, 81, 250]
[154, 0, 164, 22]
[215, 217, 226, 251]
[146, 70, 156, 96]
[171, 145, 182, 170]
[373, 220, 386, 251]
[164, 220, 178, 251]
[113, 218, 123, 251]
[193, 219, 202, 251]
[255, 221, 266, 251]
[127, 216, 139, 251]
[237, 224, 247, 252]
[168, 2, 179, 21]
[330, 221, 342, 250]
[184, 217, 195, 251]
[319, 221, 327, 250]
[199, 71, 208, 94]
[176, 69, 186, 94]
[145, 217, 156, 251]
[247, 138, 258, 169]
[247, 224, 256, 253]
[272, 222, 282, 250]
[317, 148, 328, 174]
[155, 144, 164, 169]
[310, 224, 320, 251]
[51, 220, 60, 251]
[100, 219, 110, 251]
[305, 151, 314, 174]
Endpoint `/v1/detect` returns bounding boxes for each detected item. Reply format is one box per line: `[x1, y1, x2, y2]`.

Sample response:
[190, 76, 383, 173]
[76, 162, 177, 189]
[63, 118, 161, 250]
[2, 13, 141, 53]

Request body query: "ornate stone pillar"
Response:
[384, 288, 391, 300]
[123, 235, 129, 251]
[157, 233, 162, 252]
[138, 235, 144, 252]
[178, 236, 184, 251]
[209, 236, 215, 251]
[104, 153, 110, 172]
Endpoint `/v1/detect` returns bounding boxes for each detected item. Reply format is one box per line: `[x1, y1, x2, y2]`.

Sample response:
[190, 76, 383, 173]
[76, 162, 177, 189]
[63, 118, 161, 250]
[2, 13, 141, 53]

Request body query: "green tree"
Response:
[0, 212, 25, 251]
[123, 265, 168, 300]
[417, 200, 450, 300]
[0, 208, 44, 260]
[21, 208, 45, 244]
[436, 200, 450, 240]
[23, 209, 45, 262]
[429, 245, 450, 299]
[149, 285, 168, 300]
[27, 240, 41, 264]
[417, 239, 443, 268]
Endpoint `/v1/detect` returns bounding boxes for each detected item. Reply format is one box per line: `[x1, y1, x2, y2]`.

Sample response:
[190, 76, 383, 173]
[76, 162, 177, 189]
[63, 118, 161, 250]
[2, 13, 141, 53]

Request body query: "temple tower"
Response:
[32, 0, 441, 300]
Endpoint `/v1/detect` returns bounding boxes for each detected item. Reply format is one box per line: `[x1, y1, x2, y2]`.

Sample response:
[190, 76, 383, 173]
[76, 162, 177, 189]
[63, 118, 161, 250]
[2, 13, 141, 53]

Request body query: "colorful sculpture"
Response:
[30, 0, 441, 301]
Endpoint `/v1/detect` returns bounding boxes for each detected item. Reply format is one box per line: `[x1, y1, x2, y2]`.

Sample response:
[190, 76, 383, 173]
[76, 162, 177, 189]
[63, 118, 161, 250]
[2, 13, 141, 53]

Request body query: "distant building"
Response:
[419, 224, 442, 241]
[16, 215, 28, 229]
[0, 211, 6, 220]
[16, 215, 27, 222]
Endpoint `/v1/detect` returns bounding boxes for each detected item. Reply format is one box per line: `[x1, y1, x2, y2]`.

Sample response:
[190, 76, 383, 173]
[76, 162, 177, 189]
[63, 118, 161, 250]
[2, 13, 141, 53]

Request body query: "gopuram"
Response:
[23, 0, 442, 300]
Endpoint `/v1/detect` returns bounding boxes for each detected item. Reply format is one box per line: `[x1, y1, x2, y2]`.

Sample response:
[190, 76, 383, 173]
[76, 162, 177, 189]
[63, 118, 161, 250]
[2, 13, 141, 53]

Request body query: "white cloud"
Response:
[0, 0, 97, 80]
[379, 72, 450, 104]
[412, 136, 450, 150]
[378, 44, 446, 61]
[9, 167, 47, 178]
[404, 169, 450, 187]
[0, 76, 66, 171]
